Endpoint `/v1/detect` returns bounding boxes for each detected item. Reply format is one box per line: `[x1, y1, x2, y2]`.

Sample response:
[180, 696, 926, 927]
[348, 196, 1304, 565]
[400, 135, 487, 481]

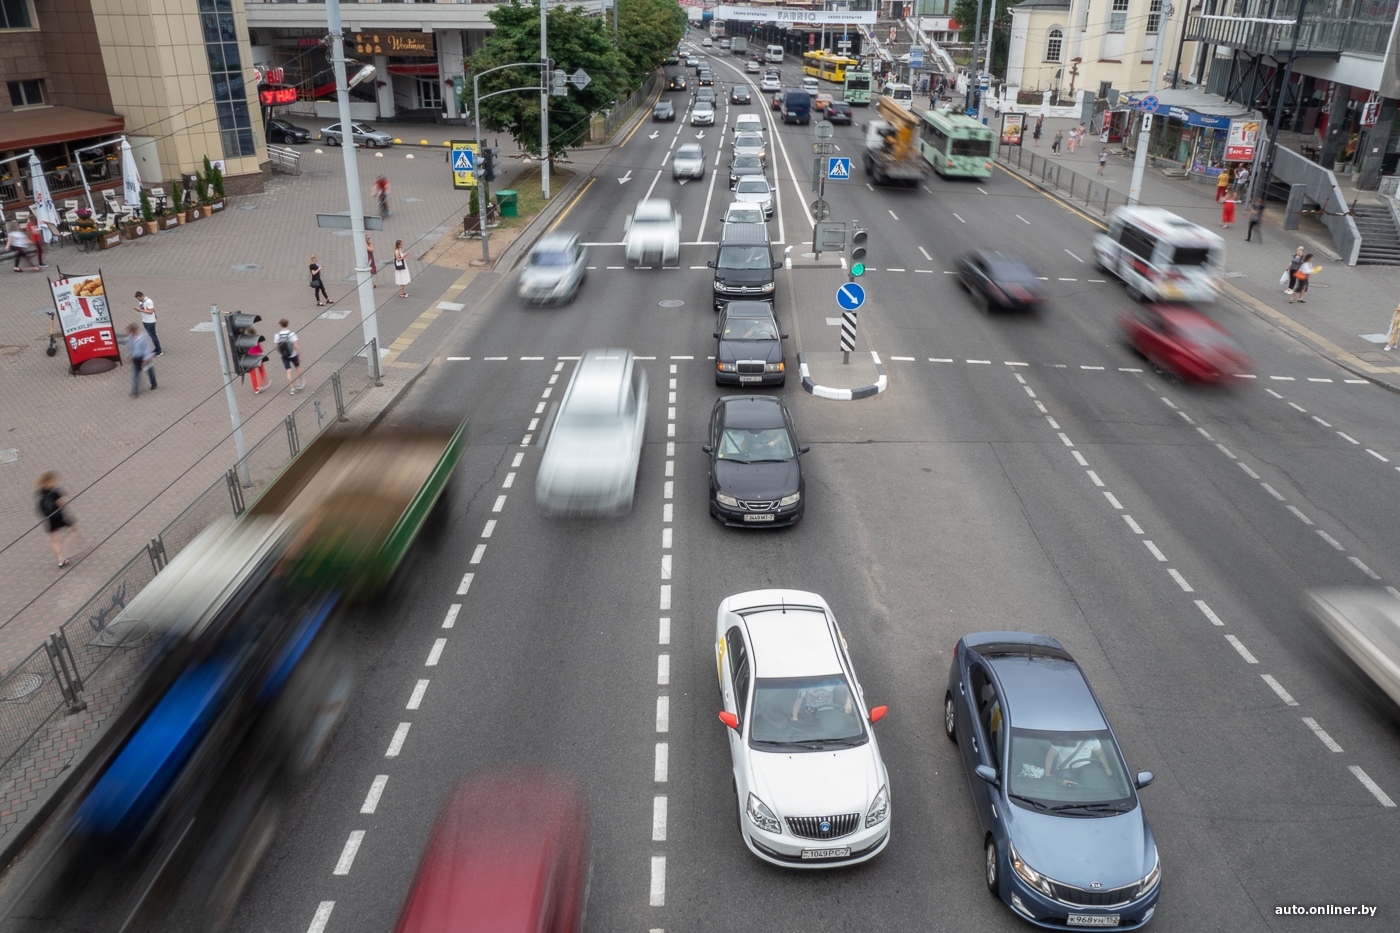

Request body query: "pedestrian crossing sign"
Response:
[451, 141, 479, 189]
[827, 157, 851, 180]
[454, 150, 474, 170]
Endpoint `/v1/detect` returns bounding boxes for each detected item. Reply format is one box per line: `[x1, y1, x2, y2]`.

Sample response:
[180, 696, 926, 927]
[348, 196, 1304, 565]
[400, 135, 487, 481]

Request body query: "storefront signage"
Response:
[259, 85, 298, 106]
[352, 33, 436, 58]
[451, 141, 478, 189]
[714, 6, 877, 24]
[50, 272, 120, 374]
[1225, 119, 1259, 161]
[1000, 112, 1024, 146]
[1362, 101, 1381, 126]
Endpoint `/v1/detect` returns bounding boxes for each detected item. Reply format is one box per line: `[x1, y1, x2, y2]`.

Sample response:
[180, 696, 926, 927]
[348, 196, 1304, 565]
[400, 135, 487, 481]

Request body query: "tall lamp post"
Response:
[1254, 0, 1307, 208]
[1127, 3, 1173, 205]
[540, 0, 551, 202]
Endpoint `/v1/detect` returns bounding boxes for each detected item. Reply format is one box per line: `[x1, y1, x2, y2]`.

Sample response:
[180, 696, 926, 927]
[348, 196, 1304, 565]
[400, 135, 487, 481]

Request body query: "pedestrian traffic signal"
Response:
[482, 147, 499, 183]
[225, 312, 263, 376]
[850, 226, 868, 276]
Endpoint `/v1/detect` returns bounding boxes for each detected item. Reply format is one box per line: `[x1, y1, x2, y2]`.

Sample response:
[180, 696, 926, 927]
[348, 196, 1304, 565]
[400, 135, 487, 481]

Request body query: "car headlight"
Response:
[779, 491, 800, 506]
[716, 492, 739, 506]
[717, 361, 737, 372]
[1135, 849, 1161, 898]
[759, 150, 766, 160]
[760, 282, 775, 292]
[864, 784, 889, 827]
[765, 361, 784, 373]
[1009, 841, 1055, 897]
[746, 792, 782, 834]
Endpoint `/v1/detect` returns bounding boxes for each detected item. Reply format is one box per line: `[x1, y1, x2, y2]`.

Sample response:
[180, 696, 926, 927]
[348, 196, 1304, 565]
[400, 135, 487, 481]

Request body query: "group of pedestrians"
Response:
[311, 232, 412, 305]
[7, 216, 50, 272]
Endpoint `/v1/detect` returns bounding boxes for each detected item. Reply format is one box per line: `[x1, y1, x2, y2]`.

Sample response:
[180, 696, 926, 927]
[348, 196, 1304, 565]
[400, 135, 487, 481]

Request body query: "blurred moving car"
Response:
[714, 590, 889, 865]
[519, 232, 588, 305]
[320, 122, 394, 147]
[1305, 588, 1400, 711]
[536, 349, 648, 517]
[826, 101, 854, 125]
[692, 101, 716, 125]
[1093, 206, 1224, 303]
[728, 154, 765, 188]
[722, 202, 767, 226]
[731, 86, 752, 104]
[955, 250, 1047, 312]
[1120, 303, 1252, 383]
[732, 177, 774, 219]
[668, 74, 688, 91]
[714, 301, 787, 388]
[732, 131, 767, 165]
[814, 93, 834, 112]
[393, 771, 588, 933]
[673, 143, 707, 180]
[705, 396, 805, 524]
[267, 118, 311, 144]
[945, 632, 1160, 929]
[653, 99, 676, 122]
[623, 199, 682, 266]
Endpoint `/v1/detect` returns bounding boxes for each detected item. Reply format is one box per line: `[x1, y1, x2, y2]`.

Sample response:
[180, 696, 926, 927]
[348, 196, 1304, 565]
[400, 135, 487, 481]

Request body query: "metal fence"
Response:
[0, 339, 382, 773]
[997, 143, 1131, 216]
[268, 145, 302, 176]
[598, 73, 662, 142]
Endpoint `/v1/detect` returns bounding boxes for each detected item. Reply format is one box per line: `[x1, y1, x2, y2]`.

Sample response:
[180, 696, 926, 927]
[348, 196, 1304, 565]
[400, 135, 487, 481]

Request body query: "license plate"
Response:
[739, 375, 763, 383]
[801, 847, 851, 859]
[1067, 915, 1120, 927]
[743, 513, 775, 522]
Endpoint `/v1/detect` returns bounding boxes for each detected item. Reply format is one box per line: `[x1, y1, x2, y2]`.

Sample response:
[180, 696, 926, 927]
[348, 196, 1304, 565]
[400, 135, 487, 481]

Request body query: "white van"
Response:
[881, 82, 914, 110]
[1093, 206, 1224, 303]
[766, 44, 784, 64]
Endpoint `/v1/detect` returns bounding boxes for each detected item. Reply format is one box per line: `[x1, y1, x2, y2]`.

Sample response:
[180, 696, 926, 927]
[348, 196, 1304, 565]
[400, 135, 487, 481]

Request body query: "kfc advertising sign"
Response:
[50, 272, 120, 373]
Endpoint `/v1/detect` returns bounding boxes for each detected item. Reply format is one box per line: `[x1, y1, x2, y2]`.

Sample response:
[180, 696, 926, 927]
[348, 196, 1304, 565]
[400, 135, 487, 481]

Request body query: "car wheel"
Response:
[985, 837, 1000, 896]
[944, 692, 957, 742]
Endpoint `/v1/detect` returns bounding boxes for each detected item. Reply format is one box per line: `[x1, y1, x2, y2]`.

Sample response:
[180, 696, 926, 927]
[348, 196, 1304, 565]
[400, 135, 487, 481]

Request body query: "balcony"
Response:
[1186, 8, 1393, 58]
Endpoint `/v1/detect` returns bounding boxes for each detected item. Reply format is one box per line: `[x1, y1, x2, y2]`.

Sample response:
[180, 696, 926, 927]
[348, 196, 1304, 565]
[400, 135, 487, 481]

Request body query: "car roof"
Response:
[725, 301, 775, 319]
[1152, 303, 1224, 327]
[743, 607, 842, 678]
[986, 653, 1107, 732]
[564, 349, 633, 415]
[1111, 206, 1223, 247]
[720, 394, 785, 428]
[633, 199, 674, 220]
[533, 232, 578, 252]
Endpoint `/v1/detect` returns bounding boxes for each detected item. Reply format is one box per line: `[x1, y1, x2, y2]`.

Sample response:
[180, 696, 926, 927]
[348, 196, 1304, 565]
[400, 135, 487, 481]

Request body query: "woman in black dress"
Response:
[310, 254, 330, 306]
[36, 471, 85, 568]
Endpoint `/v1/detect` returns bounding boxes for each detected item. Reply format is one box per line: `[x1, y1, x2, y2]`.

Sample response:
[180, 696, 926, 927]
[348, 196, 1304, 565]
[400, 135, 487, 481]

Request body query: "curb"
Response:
[368, 358, 435, 427]
[798, 351, 888, 400]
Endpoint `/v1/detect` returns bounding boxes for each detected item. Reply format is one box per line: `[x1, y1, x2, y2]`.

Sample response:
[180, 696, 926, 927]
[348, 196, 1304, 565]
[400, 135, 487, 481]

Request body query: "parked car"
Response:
[955, 250, 1047, 312]
[320, 122, 394, 147]
[692, 101, 716, 126]
[945, 632, 1161, 929]
[714, 301, 787, 388]
[826, 101, 854, 125]
[518, 232, 588, 306]
[267, 118, 310, 144]
[623, 199, 682, 266]
[535, 349, 648, 517]
[1120, 303, 1252, 383]
[731, 86, 752, 104]
[668, 74, 688, 91]
[673, 143, 707, 180]
[653, 99, 676, 122]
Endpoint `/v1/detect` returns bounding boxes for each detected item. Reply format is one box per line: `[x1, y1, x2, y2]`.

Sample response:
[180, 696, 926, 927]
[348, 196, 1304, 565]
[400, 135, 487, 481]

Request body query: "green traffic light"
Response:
[851, 263, 865, 276]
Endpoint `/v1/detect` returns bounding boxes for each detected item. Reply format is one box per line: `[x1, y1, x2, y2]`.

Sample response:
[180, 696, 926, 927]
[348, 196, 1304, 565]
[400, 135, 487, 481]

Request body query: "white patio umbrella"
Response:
[28, 152, 59, 242]
[120, 138, 143, 210]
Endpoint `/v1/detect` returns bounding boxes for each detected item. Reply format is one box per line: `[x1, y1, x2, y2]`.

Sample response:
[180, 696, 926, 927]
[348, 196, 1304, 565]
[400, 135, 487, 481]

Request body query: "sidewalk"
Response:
[1004, 115, 1400, 385]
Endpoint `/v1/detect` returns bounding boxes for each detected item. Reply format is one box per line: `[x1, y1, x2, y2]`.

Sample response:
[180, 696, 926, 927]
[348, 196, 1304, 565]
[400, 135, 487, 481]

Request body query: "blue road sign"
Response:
[909, 48, 924, 69]
[453, 148, 475, 170]
[827, 157, 851, 180]
[1140, 95, 1160, 114]
[836, 282, 866, 311]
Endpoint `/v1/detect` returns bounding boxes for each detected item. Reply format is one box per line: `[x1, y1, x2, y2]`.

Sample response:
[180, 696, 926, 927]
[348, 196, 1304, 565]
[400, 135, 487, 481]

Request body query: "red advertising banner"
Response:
[1224, 119, 1259, 162]
[50, 271, 120, 374]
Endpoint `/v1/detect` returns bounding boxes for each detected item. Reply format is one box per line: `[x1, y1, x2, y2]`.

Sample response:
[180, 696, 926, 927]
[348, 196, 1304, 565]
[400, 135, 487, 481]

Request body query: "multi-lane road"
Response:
[31, 41, 1400, 933]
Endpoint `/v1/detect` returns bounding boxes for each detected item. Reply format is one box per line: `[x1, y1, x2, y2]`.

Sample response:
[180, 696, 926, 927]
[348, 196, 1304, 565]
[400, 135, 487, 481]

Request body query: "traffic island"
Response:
[799, 350, 887, 400]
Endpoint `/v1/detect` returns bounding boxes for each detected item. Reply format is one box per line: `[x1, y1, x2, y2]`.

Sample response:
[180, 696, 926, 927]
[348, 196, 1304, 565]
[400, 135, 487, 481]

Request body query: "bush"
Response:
[171, 185, 183, 214]
[139, 188, 154, 223]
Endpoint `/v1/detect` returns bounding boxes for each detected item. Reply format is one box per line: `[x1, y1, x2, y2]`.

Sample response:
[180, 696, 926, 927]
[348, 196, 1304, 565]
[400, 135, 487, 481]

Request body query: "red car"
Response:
[1120, 303, 1252, 384]
[394, 771, 589, 933]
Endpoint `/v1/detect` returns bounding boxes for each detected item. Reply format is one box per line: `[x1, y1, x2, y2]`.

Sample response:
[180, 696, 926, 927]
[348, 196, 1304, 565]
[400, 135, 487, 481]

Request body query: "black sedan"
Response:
[728, 155, 765, 188]
[698, 70, 714, 86]
[826, 101, 854, 125]
[267, 118, 310, 144]
[955, 250, 1048, 312]
[668, 74, 687, 91]
[731, 86, 752, 104]
[653, 100, 676, 122]
[714, 301, 786, 387]
[704, 395, 807, 527]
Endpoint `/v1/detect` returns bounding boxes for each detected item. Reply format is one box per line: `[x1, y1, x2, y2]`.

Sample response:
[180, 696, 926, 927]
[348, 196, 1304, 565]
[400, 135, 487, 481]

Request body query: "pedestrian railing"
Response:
[268, 145, 302, 176]
[0, 338, 382, 774]
[997, 143, 1131, 217]
[597, 73, 662, 143]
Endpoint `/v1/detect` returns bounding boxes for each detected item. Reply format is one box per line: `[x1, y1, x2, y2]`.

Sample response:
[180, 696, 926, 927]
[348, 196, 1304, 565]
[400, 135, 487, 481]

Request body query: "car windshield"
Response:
[749, 675, 867, 750]
[677, 146, 703, 159]
[735, 135, 763, 148]
[718, 246, 772, 270]
[733, 156, 762, 168]
[1007, 727, 1135, 814]
[717, 425, 793, 461]
[723, 316, 778, 339]
[987, 261, 1036, 282]
[735, 179, 769, 194]
[1171, 246, 1213, 267]
[529, 250, 573, 267]
[726, 207, 764, 224]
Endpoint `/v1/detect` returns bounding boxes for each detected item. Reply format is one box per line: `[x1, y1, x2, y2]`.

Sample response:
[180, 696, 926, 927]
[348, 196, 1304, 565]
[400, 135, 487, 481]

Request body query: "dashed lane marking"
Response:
[361, 776, 388, 814]
[385, 722, 410, 757]
[457, 573, 473, 595]
[1350, 766, 1397, 807]
[1303, 717, 1344, 752]
[307, 902, 335, 933]
[1225, 634, 1258, 664]
[1261, 674, 1298, 706]
[442, 604, 460, 628]
[333, 831, 365, 875]
[407, 680, 428, 709]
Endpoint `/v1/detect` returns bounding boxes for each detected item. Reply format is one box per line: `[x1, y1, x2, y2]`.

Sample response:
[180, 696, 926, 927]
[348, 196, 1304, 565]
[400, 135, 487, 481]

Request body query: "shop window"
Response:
[8, 79, 43, 108]
[1110, 0, 1129, 32]
[1147, 0, 1162, 33]
[416, 78, 442, 111]
[0, 0, 32, 30]
[1045, 28, 1063, 62]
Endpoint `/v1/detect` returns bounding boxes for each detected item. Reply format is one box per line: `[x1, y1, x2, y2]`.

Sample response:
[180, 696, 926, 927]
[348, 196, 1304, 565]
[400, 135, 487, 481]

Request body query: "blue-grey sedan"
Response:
[945, 632, 1161, 929]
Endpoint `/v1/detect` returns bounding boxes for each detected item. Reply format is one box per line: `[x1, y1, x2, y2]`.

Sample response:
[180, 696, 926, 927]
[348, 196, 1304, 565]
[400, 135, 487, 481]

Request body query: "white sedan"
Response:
[715, 590, 891, 867]
[760, 74, 782, 92]
[623, 199, 682, 266]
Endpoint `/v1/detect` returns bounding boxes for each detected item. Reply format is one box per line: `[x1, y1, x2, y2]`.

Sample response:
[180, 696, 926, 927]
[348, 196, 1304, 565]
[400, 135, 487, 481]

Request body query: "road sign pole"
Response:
[1128, 5, 1172, 205]
[840, 311, 857, 364]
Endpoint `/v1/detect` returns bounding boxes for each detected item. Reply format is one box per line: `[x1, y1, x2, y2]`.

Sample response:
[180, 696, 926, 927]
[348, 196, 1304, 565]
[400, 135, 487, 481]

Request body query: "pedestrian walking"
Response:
[1246, 200, 1265, 242]
[246, 326, 268, 393]
[124, 322, 157, 396]
[1052, 129, 1063, 154]
[1033, 116, 1044, 146]
[25, 215, 47, 268]
[373, 175, 391, 218]
[1234, 166, 1250, 200]
[1067, 126, 1077, 154]
[1289, 253, 1315, 302]
[275, 319, 305, 393]
[1284, 247, 1305, 294]
[1098, 148, 1108, 175]
[1215, 167, 1231, 202]
[1384, 303, 1400, 351]
[36, 472, 85, 569]
[134, 290, 162, 356]
[394, 240, 411, 298]
[1078, 122, 1088, 145]
[366, 233, 378, 287]
[7, 222, 38, 271]
[310, 254, 330, 306]
[1221, 196, 1237, 227]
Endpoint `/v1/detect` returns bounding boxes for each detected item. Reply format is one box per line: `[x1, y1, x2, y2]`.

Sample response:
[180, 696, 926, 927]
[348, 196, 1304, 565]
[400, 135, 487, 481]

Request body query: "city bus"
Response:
[918, 108, 995, 178]
[843, 66, 872, 105]
[801, 50, 860, 83]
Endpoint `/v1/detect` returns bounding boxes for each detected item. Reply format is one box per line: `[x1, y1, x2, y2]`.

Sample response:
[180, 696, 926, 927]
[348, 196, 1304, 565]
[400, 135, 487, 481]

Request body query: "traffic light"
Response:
[225, 312, 263, 377]
[850, 225, 868, 277]
[551, 69, 567, 97]
[482, 146, 499, 183]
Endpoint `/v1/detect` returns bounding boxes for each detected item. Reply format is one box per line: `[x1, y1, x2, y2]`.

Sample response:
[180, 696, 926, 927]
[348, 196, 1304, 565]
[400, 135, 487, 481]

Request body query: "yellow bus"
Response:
[801, 51, 861, 83]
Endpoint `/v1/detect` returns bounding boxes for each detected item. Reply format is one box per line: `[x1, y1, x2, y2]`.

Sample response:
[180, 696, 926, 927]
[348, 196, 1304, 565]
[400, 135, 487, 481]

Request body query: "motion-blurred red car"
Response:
[1120, 303, 1252, 384]
[394, 771, 589, 933]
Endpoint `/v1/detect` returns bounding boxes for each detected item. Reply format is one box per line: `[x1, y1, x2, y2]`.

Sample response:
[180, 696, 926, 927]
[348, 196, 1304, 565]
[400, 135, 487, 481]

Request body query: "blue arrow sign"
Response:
[909, 48, 924, 69]
[836, 282, 865, 310]
[1140, 94, 1160, 114]
[827, 157, 851, 180]
[453, 149, 475, 170]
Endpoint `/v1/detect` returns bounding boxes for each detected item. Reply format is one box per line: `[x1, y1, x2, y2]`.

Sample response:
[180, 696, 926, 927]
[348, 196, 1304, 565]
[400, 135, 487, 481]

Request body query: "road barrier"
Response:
[997, 143, 1130, 217]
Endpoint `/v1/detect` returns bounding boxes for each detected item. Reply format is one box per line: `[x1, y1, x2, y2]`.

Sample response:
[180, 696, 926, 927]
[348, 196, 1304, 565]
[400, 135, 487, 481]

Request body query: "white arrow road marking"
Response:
[649, 131, 660, 140]
[695, 131, 706, 139]
[678, 179, 688, 185]
[618, 170, 633, 184]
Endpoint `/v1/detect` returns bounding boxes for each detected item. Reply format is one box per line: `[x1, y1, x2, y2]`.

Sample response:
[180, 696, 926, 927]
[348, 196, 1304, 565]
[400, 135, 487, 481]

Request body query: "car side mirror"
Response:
[798, 445, 810, 454]
[702, 444, 713, 453]
[772, 260, 782, 269]
[869, 705, 888, 723]
[1135, 771, 1155, 790]
[707, 260, 717, 268]
[718, 710, 739, 730]
[975, 764, 999, 786]
[712, 332, 721, 338]
[781, 333, 789, 339]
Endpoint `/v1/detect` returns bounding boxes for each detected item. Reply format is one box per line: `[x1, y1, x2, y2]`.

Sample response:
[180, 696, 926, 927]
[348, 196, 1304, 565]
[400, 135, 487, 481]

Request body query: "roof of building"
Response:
[0, 106, 125, 152]
[1013, 0, 1072, 8]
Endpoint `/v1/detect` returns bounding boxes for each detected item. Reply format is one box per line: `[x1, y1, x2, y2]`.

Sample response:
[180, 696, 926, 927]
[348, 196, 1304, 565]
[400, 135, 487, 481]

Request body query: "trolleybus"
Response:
[843, 66, 872, 105]
[918, 108, 995, 178]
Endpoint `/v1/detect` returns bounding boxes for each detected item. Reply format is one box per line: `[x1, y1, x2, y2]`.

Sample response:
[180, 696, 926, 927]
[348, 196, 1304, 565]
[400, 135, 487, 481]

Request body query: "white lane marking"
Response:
[307, 902, 335, 933]
[333, 831, 365, 875]
[1008, 362, 1029, 368]
[650, 856, 667, 905]
[659, 616, 671, 645]
[425, 638, 446, 666]
[536, 402, 546, 414]
[932, 357, 954, 362]
[1312, 415, 1332, 427]
[658, 654, 671, 685]
[671, 355, 694, 360]
[1261, 674, 1298, 705]
[1195, 600, 1224, 626]
[1120, 367, 1144, 372]
[1072, 451, 1088, 466]
[542, 387, 553, 398]
[1265, 389, 1284, 399]
[512, 452, 524, 467]
[457, 573, 474, 595]
[667, 407, 676, 420]
[528, 418, 539, 430]
[485, 356, 508, 361]
[1234, 373, 1257, 379]
[661, 555, 672, 580]
[668, 392, 676, 404]
[521, 434, 533, 445]
[1058, 433, 1075, 447]
[696, 167, 720, 241]
[887, 268, 907, 272]
[1350, 766, 1397, 807]
[667, 442, 675, 455]
[644, 168, 664, 200]
[1197, 427, 1214, 440]
[1168, 568, 1193, 591]
[919, 246, 933, 260]
[481, 520, 496, 538]
[653, 796, 668, 841]
[656, 696, 670, 732]
[1261, 483, 1285, 500]
[1061, 278, 1080, 283]
[1288, 402, 1307, 412]
[1177, 411, 1196, 424]
[361, 776, 388, 814]
[1302, 717, 1344, 752]
[521, 356, 544, 361]
[888, 209, 899, 220]
[1065, 249, 1084, 263]
[1216, 444, 1236, 459]
[1308, 377, 1333, 383]
[655, 743, 669, 782]
[1086, 470, 1104, 487]
[1225, 635, 1258, 664]
[891, 356, 916, 361]
[953, 212, 965, 223]
[664, 481, 674, 499]
[663, 503, 673, 523]
[1090, 279, 1109, 284]
[1317, 530, 1346, 550]
[1079, 364, 1102, 369]
[1159, 396, 1178, 409]
[1103, 491, 1123, 509]
[470, 544, 486, 564]
[968, 359, 991, 364]
[660, 585, 672, 610]
[977, 186, 989, 195]
[1144, 540, 1167, 561]
[1238, 462, 1260, 479]
[1286, 505, 1313, 525]
[1123, 514, 1144, 534]
[1345, 379, 1369, 384]
[1047, 417, 1061, 429]
[407, 679, 429, 710]
[442, 604, 460, 629]
[662, 527, 673, 548]
[446, 356, 470, 361]
[1016, 214, 1030, 224]
[1367, 449, 1390, 462]
[493, 495, 507, 512]
[1350, 556, 1382, 580]
[554, 361, 566, 371]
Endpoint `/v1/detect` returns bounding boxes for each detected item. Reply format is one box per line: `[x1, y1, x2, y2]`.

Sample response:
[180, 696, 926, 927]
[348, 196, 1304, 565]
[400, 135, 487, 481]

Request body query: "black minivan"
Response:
[709, 223, 780, 311]
[780, 89, 811, 124]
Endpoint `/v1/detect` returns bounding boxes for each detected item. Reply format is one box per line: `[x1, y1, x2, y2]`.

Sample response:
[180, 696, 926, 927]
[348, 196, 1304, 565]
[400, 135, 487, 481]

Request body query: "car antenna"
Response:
[781, 597, 786, 614]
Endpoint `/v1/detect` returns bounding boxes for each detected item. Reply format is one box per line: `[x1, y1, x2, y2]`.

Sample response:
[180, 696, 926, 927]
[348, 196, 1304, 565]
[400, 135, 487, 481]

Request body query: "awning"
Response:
[0, 106, 125, 152]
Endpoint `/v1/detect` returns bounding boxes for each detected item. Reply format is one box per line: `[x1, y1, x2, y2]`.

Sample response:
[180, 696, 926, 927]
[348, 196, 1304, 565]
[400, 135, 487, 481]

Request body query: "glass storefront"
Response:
[1192, 127, 1229, 176]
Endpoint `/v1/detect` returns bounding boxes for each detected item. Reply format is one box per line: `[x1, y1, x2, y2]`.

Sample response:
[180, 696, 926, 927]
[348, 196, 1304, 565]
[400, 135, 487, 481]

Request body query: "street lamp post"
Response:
[541, 0, 551, 202]
[1127, 4, 1173, 205]
[967, 0, 984, 112]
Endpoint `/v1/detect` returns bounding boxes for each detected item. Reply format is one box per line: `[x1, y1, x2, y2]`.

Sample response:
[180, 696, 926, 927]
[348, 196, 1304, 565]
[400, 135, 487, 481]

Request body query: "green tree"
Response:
[616, 0, 686, 88]
[952, 0, 1011, 77]
[470, 2, 627, 157]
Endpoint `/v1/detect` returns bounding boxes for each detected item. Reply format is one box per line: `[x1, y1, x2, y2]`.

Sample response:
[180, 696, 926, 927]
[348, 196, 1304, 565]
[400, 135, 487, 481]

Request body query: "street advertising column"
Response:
[50, 271, 120, 375]
[451, 140, 479, 190]
[1000, 112, 1025, 147]
[1225, 119, 1259, 162]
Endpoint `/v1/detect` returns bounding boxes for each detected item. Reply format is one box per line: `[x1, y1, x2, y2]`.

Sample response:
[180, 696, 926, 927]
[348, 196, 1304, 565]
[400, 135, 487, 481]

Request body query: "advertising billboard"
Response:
[451, 141, 479, 189]
[50, 272, 120, 374]
[1226, 119, 1259, 162]
[1000, 112, 1025, 147]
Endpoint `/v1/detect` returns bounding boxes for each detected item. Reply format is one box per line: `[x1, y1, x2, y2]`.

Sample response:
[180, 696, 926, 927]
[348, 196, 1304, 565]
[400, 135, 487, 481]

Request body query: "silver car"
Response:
[673, 143, 707, 181]
[691, 101, 716, 126]
[519, 232, 588, 305]
[536, 349, 648, 517]
[733, 177, 774, 219]
[623, 199, 682, 266]
[732, 132, 766, 166]
[320, 122, 395, 147]
[722, 201, 767, 226]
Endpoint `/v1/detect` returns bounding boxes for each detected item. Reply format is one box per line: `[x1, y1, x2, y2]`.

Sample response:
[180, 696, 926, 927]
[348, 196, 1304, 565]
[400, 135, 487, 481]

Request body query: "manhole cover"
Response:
[239, 205, 259, 210]
[0, 672, 44, 701]
[0, 449, 18, 464]
[658, 299, 685, 307]
[232, 263, 260, 271]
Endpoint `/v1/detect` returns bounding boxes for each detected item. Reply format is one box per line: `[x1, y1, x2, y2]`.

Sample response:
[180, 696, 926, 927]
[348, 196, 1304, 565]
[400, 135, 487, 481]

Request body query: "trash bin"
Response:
[496, 190, 518, 218]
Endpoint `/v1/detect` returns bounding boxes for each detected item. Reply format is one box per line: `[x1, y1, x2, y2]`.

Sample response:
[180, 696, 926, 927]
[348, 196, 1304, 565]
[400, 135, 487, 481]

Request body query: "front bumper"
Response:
[715, 368, 784, 387]
[743, 821, 887, 867]
[1005, 871, 1160, 930]
[710, 497, 802, 527]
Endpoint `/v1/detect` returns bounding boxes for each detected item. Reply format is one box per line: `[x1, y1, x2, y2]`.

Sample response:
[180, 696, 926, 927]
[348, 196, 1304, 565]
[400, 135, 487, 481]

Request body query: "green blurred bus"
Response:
[918, 109, 995, 178]
[843, 66, 872, 105]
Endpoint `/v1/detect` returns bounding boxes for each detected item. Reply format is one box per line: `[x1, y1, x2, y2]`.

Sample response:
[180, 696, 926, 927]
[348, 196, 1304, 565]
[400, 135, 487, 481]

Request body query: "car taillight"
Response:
[947, 159, 954, 167]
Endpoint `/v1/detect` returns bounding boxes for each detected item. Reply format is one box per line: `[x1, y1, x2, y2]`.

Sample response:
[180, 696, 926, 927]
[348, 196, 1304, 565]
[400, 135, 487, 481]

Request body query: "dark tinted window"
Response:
[951, 136, 993, 157]
[1171, 246, 1211, 266]
[718, 246, 772, 269]
[1119, 224, 1158, 261]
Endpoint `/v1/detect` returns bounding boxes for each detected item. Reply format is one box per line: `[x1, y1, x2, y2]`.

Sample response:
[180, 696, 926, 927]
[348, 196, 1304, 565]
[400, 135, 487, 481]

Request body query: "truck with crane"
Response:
[863, 94, 930, 186]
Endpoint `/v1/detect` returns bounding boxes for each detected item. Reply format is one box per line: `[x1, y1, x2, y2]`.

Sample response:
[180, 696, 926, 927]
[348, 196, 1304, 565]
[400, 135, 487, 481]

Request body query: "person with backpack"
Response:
[36, 472, 86, 569]
[275, 319, 305, 393]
